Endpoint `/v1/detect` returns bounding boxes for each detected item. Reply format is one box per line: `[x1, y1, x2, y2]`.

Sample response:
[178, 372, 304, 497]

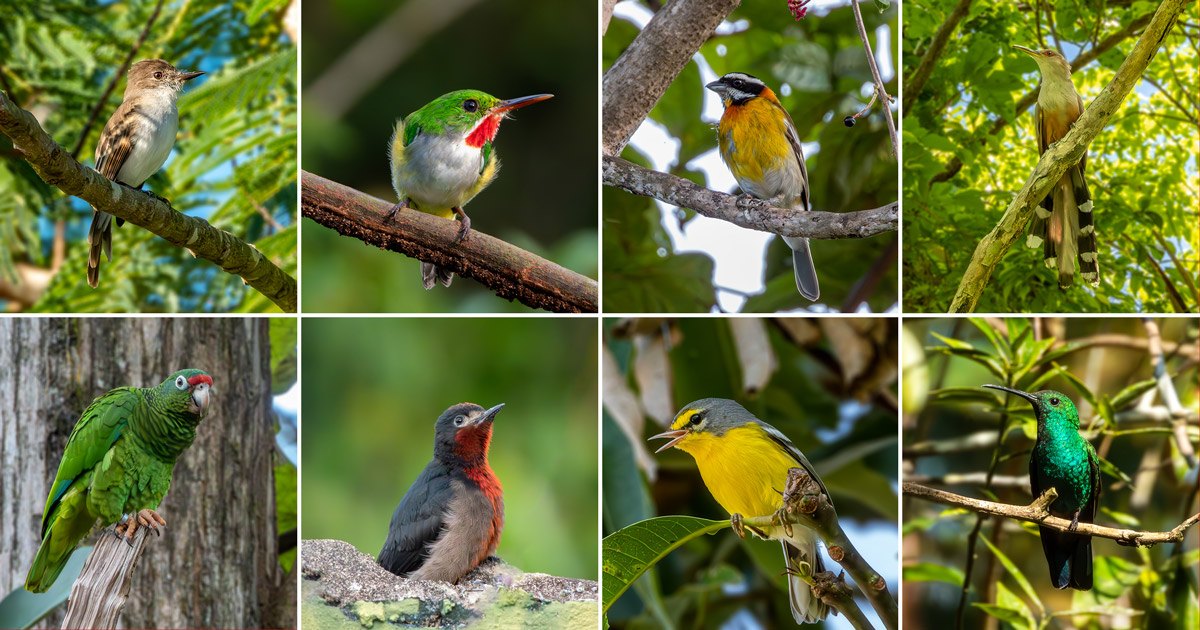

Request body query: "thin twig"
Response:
[904, 483, 1200, 545]
[1143, 318, 1197, 468]
[849, 0, 898, 157]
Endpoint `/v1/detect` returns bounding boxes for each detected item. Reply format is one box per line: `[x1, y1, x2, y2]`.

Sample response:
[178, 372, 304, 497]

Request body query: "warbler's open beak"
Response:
[470, 403, 505, 426]
[179, 70, 205, 82]
[649, 428, 689, 453]
[1012, 45, 1037, 58]
[982, 384, 1038, 404]
[493, 94, 553, 115]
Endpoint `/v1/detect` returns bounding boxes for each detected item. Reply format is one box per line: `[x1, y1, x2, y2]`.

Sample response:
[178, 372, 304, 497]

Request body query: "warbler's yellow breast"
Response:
[676, 424, 800, 520]
[716, 97, 793, 186]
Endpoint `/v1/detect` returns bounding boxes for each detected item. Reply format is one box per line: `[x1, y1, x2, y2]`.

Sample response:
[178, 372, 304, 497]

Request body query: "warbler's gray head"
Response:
[649, 398, 761, 454]
[1012, 45, 1071, 78]
[125, 59, 204, 96]
[705, 72, 768, 106]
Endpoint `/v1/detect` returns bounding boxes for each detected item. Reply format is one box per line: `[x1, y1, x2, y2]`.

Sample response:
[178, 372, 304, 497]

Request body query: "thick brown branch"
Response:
[604, 156, 897, 239]
[601, 0, 740, 156]
[300, 171, 597, 313]
[0, 91, 297, 312]
[948, 0, 1187, 312]
[62, 527, 151, 629]
[904, 482, 1200, 546]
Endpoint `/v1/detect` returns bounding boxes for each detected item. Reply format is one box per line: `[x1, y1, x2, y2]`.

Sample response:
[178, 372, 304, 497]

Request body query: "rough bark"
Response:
[301, 171, 598, 313]
[602, 0, 741, 156]
[604, 156, 898, 239]
[0, 318, 290, 628]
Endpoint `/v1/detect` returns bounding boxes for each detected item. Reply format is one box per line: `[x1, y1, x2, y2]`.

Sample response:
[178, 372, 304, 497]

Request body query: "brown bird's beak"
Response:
[1012, 45, 1037, 58]
[982, 384, 1038, 404]
[648, 428, 689, 453]
[179, 70, 205, 82]
[470, 403, 505, 426]
[492, 94, 553, 115]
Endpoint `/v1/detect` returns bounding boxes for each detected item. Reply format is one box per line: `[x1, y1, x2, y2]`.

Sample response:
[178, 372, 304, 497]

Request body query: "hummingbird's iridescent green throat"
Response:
[387, 89, 553, 289]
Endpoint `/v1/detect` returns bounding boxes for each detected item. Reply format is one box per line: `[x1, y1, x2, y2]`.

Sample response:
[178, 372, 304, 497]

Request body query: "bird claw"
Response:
[731, 513, 747, 539]
[452, 208, 472, 244]
[115, 509, 167, 541]
[1068, 511, 1081, 533]
[385, 199, 410, 223]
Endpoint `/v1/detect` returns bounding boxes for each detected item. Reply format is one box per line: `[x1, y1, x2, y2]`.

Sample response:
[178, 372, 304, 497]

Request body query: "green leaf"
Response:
[0, 547, 91, 629]
[601, 516, 728, 612]
[904, 562, 965, 585]
[979, 534, 1043, 616]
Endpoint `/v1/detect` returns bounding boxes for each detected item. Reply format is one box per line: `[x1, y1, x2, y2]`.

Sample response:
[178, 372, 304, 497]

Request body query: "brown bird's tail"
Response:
[1027, 166, 1095, 289]
[420, 263, 453, 290]
[86, 209, 113, 288]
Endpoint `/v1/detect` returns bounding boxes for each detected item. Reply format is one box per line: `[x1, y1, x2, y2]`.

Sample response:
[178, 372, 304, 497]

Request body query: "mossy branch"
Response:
[0, 91, 297, 312]
[903, 482, 1200, 545]
[947, 0, 1188, 312]
[300, 171, 598, 313]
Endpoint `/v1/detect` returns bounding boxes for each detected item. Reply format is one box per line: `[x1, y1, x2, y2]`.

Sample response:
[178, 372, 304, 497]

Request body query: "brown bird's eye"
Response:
[463, 99, 478, 112]
[154, 71, 163, 79]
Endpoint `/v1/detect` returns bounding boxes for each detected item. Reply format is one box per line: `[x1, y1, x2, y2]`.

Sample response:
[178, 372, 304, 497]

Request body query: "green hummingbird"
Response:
[984, 385, 1099, 590]
[387, 89, 553, 289]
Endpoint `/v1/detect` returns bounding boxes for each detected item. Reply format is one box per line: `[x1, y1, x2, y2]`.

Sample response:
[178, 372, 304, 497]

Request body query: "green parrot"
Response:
[24, 369, 214, 593]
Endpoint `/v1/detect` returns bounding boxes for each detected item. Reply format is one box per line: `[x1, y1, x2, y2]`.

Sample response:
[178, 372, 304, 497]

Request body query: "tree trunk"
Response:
[0, 317, 290, 628]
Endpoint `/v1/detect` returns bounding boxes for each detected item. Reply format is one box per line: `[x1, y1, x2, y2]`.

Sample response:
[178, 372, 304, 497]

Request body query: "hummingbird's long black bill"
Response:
[982, 384, 1039, 403]
[471, 403, 505, 426]
[493, 94, 554, 114]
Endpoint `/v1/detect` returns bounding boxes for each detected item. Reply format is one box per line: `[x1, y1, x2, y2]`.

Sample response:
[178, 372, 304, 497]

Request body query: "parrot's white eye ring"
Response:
[175, 376, 188, 390]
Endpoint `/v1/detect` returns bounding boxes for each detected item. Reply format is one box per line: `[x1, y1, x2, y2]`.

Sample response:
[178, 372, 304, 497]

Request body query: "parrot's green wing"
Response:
[40, 387, 139, 536]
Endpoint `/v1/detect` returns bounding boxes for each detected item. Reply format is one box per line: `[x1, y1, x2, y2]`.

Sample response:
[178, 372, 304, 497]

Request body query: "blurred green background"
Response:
[300, 0, 598, 312]
[301, 317, 598, 579]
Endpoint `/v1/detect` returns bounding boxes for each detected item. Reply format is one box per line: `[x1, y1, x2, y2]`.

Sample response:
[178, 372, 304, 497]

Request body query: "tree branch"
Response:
[948, 0, 1187, 312]
[601, 0, 740, 156]
[300, 171, 597, 313]
[903, 482, 1200, 546]
[743, 467, 898, 630]
[902, 0, 973, 115]
[850, 0, 898, 156]
[61, 527, 151, 629]
[604, 156, 897, 239]
[0, 91, 297, 312]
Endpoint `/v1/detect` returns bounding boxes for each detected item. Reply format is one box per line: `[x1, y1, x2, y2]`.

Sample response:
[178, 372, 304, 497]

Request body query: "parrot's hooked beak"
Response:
[188, 374, 213, 416]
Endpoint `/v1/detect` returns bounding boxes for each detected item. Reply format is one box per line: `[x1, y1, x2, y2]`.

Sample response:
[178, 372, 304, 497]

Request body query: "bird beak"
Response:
[187, 374, 214, 416]
[982, 384, 1038, 404]
[179, 70, 205, 82]
[1012, 45, 1037, 58]
[704, 80, 725, 94]
[470, 403, 505, 426]
[648, 428, 689, 453]
[492, 94, 553, 115]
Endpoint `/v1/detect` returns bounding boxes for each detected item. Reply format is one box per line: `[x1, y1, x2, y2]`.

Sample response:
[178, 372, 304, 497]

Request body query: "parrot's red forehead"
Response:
[188, 374, 213, 387]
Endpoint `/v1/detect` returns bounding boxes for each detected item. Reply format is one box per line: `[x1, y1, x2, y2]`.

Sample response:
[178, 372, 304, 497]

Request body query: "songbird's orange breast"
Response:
[717, 99, 798, 200]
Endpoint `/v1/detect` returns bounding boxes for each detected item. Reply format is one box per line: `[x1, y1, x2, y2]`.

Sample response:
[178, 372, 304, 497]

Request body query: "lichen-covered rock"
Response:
[301, 539, 598, 629]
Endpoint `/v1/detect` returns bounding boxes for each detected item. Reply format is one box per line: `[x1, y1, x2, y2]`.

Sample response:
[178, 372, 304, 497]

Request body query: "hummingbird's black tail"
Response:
[1039, 525, 1092, 590]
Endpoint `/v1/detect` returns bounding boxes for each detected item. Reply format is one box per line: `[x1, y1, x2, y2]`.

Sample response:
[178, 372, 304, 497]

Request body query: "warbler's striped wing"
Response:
[40, 387, 137, 536]
[754, 419, 833, 508]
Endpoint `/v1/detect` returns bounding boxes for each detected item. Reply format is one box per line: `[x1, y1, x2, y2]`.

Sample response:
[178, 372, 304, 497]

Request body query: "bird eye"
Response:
[463, 99, 478, 112]
[732, 79, 744, 88]
[175, 376, 187, 390]
[689, 413, 703, 426]
[1049, 397, 1060, 406]
[454, 415, 466, 426]
[154, 71, 164, 80]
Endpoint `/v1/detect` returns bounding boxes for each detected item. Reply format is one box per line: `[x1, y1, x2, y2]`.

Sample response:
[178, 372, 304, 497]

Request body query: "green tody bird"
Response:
[387, 89, 553, 289]
[984, 385, 1099, 590]
[25, 369, 213, 593]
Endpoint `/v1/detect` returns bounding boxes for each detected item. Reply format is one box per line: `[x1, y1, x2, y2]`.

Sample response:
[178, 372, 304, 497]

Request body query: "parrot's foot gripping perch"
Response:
[114, 509, 167, 544]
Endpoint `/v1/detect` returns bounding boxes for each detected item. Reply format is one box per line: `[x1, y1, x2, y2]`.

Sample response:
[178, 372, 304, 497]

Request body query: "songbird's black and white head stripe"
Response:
[705, 72, 767, 105]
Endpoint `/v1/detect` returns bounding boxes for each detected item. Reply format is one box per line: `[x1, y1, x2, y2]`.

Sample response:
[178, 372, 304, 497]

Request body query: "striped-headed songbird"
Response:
[706, 72, 820, 301]
[378, 402, 505, 583]
[651, 398, 830, 624]
[984, 385, 1098, 590]
[387, 90, 552, 289]
[1013, 46, 1098, 289]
